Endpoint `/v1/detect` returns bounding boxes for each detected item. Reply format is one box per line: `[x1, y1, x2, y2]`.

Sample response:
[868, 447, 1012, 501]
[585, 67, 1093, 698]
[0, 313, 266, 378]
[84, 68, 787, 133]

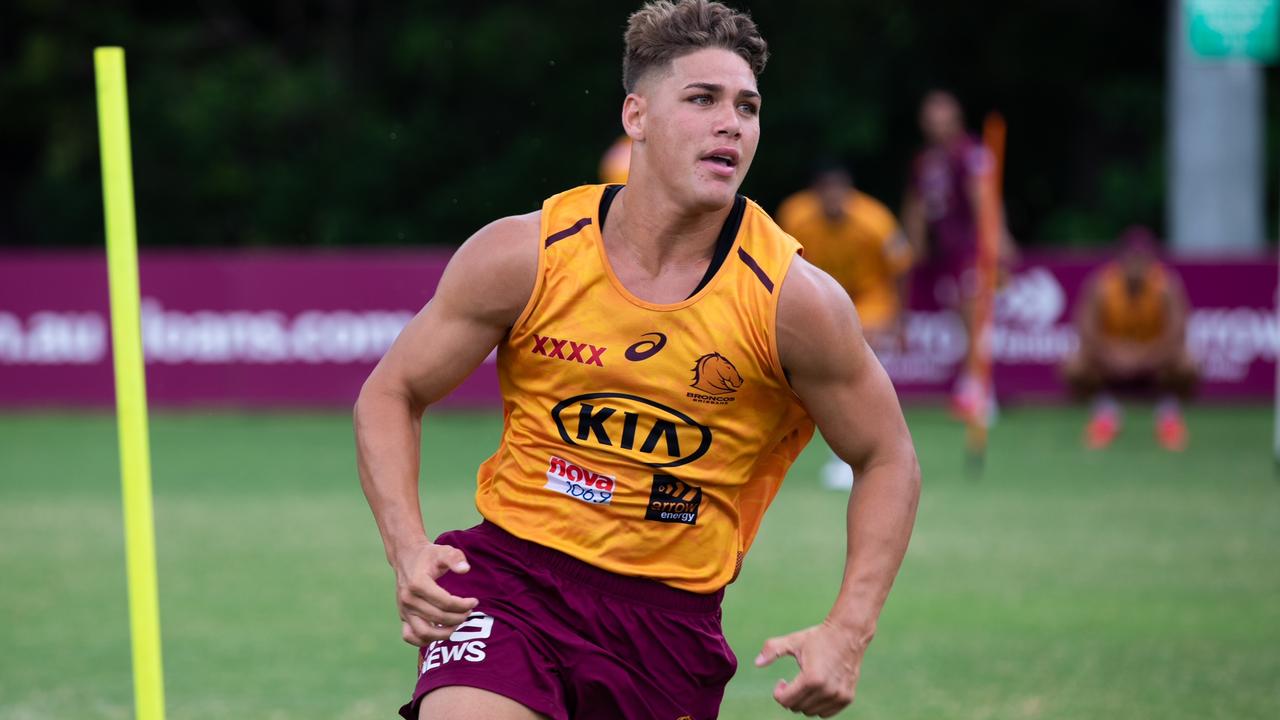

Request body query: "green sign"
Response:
[1186, 0, 1279, 62]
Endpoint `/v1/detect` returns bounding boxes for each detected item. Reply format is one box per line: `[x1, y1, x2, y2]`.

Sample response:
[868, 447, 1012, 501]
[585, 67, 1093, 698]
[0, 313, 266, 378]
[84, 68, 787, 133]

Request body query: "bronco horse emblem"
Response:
[689, 352, 743, 395]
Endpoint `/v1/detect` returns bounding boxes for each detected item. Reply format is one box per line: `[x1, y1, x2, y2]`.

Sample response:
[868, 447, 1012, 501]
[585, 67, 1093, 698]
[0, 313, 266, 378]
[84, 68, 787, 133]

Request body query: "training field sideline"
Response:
[1, 406, 1277, 719]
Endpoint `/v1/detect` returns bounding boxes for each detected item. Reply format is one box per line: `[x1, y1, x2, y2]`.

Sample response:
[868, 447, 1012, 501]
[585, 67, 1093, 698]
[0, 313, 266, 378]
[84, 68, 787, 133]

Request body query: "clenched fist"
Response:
[755, 621, 870, 718]
[393, 542, 479, 646]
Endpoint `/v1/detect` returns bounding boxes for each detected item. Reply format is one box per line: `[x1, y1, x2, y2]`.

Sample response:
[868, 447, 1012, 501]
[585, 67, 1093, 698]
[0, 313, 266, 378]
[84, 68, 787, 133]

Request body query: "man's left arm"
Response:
[756, 258, 921, 718]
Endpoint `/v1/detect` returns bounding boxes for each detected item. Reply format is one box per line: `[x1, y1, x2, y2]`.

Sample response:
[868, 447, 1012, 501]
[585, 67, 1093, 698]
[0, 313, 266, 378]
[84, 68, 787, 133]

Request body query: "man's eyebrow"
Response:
[683, 82, 761, 99]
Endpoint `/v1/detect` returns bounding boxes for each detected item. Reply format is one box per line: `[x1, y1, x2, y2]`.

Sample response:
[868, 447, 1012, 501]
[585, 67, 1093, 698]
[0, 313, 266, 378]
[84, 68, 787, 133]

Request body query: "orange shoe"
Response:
[949, 376, 996, 425]
[1085, 414, 1119, 450]
[950, 391, 980, 423]
[1156, 414, 1188, 452]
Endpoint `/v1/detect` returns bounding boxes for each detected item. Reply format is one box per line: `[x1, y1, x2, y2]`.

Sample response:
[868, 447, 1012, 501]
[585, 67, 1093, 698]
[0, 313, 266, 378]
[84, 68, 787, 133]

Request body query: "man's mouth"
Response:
[700, 148, 740, 177]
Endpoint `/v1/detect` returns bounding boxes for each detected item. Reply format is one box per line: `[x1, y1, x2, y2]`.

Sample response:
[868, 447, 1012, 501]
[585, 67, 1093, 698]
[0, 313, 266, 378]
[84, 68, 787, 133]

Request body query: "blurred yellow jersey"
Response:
[598, 136, 631, 185]
[776, 189, 909, 331]
[475, 184, 815, 593]
[1097, 262, 1169, 343]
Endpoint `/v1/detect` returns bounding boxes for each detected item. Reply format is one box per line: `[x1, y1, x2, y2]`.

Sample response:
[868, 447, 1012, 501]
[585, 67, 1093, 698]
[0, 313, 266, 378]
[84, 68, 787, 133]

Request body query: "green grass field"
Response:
[2, 406, 1279, 719]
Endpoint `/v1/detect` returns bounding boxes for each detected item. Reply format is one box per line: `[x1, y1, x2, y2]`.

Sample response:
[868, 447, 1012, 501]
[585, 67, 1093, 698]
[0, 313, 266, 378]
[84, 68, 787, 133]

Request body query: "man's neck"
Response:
[605, 178, 731, 276]
[821, 190, 854, 223]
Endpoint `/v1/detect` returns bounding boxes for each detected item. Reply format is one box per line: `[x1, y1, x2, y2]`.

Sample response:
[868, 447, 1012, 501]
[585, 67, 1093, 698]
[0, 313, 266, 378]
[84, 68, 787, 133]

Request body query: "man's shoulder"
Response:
[439, 211, 541, 327]
[746, 194, 799, 233]
[544, 184, 608, 219]
[463, 210, 541, 262]
[742, 197, 808, 265]
[850, 191, 897, 228]
[955, 135, 993, 176]
[779, 256, 849, 311]
[775, 255, 863, 378]
[1085, 261, 1118, 293]
[1149, 260, 1182, 292]
[1093, 260, 1121, 281]
[482, 209, 542, 235]
[777, 257, 855, 344]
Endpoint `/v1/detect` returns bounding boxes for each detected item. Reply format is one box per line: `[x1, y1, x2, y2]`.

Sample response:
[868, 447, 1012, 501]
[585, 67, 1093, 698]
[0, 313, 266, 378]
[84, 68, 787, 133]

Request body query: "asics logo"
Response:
[625, 332, 667, 362]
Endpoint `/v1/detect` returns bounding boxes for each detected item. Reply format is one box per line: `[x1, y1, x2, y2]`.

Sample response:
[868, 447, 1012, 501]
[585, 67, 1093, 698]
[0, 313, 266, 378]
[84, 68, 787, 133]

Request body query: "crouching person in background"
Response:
[1062, 226, 1197, 451]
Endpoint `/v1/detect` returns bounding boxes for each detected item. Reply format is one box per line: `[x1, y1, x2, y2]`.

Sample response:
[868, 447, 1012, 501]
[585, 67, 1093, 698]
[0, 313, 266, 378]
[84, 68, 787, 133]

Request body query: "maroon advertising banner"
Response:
[1, 250, 1275, 408]
[886, 256, 1278, 400]
[0, 251, 498, 408]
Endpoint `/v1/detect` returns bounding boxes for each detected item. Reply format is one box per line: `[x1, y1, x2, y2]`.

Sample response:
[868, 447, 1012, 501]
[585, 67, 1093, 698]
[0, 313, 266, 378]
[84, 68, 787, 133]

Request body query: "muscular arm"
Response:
[354, 211, 539, 644]
[757, 258, 921, 717]
[786, 262, 919, 632]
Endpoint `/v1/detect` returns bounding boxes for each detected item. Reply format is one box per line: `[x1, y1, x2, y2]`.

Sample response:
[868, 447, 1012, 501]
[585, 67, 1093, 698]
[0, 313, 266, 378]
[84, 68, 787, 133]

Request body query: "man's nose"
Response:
[714, 107, 742, 138]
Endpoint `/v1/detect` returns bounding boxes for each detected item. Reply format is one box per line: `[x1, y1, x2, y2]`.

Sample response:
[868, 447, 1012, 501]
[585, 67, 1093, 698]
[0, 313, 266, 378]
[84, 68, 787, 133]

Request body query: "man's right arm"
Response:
[354, 211, 539, 644]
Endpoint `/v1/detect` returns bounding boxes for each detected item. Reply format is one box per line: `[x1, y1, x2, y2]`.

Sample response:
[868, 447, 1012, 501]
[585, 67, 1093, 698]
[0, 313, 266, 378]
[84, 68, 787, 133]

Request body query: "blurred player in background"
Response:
[1062, 226, 1196, 451]
[355, 1, 921, 718]
[599, 134, 632, 184]
[902, 89, 1013, 420]
[777, 161, 913, 489]
[777, 161, 913, 345]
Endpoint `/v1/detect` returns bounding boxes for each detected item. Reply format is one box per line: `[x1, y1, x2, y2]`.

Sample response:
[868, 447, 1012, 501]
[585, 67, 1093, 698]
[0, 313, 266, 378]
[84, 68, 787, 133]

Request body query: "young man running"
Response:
[355, 2, 920, 718]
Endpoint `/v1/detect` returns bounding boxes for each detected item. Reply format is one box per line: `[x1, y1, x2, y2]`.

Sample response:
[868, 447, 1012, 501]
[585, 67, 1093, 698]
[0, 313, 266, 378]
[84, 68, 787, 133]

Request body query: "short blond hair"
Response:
[622, 0, 768, 93]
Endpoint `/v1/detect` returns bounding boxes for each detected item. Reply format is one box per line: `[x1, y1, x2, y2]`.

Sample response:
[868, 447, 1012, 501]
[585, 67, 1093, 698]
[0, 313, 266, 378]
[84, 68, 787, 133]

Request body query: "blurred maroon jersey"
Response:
[910, 135, 992, 270]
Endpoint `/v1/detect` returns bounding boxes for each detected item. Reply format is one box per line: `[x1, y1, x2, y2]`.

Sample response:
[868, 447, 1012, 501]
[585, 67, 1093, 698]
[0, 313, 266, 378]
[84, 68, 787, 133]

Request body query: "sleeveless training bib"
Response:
[474, 184, 815, 593]
[1097, 261, 1168, 343]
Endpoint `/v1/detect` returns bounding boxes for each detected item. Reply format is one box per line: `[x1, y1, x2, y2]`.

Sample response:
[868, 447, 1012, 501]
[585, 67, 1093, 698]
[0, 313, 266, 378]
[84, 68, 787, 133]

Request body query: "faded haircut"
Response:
[622, 0, 768, 93]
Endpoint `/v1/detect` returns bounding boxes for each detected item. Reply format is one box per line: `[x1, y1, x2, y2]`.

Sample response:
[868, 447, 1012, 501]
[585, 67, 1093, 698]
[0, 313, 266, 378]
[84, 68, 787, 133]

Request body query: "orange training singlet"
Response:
[473, 184, 816, 593]
[1096, 261, 1168, 343]
[776, 190, 909, 331]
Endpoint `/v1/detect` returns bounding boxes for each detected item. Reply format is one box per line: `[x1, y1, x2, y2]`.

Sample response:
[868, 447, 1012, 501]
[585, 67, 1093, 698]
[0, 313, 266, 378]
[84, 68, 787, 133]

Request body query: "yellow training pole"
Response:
[94, 46, 167, 720]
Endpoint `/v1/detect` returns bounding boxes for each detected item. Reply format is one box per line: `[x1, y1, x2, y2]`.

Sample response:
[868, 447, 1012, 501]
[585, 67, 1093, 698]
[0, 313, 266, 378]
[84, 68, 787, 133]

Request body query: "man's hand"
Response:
[755, 621, 869, 718]
[394, 542, 479, 646]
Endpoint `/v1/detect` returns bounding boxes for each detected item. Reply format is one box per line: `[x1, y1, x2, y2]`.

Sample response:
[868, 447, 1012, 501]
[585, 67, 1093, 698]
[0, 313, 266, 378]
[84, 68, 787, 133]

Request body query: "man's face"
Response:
[629, 48, 761, 212]
[1121, 247, 1153, 286]
[813, 170, 852, 220]
[920, 92, 961, 146]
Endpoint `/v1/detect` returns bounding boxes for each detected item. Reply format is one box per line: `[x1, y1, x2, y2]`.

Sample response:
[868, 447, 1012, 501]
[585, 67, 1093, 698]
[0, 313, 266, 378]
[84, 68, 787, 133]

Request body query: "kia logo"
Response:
[550, 392, 711, 468]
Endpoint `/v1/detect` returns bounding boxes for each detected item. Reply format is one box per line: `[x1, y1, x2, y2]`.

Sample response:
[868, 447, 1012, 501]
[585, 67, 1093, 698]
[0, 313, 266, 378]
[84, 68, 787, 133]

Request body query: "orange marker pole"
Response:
[965, 112, 1007, 471]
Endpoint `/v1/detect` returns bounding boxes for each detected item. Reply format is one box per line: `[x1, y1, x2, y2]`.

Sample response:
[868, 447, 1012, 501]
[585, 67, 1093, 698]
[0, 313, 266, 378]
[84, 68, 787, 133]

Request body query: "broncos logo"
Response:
[690, 352, 743, 395]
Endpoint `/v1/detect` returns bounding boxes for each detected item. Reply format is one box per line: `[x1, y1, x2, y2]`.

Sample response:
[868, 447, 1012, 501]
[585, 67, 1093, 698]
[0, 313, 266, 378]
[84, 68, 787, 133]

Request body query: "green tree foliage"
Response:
[1, 1, 1274, 249]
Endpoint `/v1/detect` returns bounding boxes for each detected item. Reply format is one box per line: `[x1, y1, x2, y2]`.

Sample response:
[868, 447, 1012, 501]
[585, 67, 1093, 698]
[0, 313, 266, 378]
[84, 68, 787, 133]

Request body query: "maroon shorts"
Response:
[397, 521, 737, 720]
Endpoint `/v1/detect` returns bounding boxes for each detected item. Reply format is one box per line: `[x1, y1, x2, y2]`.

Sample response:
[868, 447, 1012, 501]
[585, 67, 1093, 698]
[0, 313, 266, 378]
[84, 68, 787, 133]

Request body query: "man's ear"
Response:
[622, 93, 646, 141]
